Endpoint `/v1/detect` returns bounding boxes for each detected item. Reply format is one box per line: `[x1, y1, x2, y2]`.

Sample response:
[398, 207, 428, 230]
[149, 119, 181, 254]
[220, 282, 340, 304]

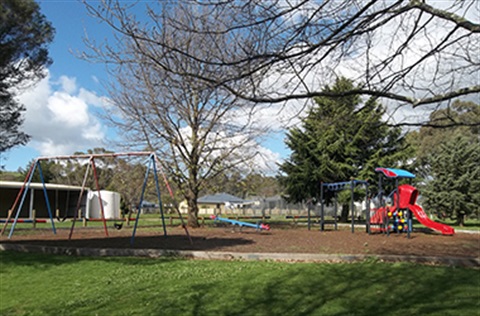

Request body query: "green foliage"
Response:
[423, 133, 480, 225]
[20, 159, 58, 183]
[279, 77, 411, 203]
[0, 0, 54, 152]
[408, 101, 480, 225]
[1, 251, 479, 316]
[0, 94, 30, 153]
[0, 0, 54, 83]
[408, 101, 480, 180]
[0, 170, 24, 181]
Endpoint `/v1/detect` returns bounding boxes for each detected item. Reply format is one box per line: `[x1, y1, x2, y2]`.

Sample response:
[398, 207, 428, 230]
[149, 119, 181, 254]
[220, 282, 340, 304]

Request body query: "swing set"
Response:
[0, 152, 191, 245]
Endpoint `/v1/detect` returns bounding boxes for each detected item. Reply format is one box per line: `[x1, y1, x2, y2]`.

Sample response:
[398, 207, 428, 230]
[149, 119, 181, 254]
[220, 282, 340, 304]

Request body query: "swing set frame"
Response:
[0, 151, 191, 245]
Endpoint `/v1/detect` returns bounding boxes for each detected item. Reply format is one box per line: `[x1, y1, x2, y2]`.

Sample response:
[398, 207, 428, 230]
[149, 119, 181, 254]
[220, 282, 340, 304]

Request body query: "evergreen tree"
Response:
[423, 133, 480, 226]
[0, 94, 29, 152]
[20, 159, 59, 183]
[0, 0, 55, 153]
[279, 78, 411, 208]
[408, 101, 480, 180]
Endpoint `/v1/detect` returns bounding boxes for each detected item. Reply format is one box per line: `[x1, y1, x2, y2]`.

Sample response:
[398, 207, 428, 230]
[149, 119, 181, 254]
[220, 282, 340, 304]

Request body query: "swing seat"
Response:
[56, 216, 67, 222]
[114, 222, 123, 230]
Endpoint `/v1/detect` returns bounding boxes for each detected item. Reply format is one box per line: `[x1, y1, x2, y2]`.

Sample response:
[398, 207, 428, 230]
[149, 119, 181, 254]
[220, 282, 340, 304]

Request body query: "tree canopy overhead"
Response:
[85, 0, 479, 128]
[0, 0, 54, 153]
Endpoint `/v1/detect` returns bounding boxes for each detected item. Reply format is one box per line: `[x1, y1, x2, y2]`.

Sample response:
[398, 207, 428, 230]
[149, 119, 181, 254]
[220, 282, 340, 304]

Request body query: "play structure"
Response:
[315, 180, 369, 232]
[368, 167, 454, 237]
[210, 215, 270, 231]
[0, 152, 191, 245]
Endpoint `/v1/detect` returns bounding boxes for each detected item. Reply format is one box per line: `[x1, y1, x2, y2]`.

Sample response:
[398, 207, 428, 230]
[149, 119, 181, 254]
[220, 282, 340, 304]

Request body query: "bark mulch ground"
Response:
[1, 223, 478, 259]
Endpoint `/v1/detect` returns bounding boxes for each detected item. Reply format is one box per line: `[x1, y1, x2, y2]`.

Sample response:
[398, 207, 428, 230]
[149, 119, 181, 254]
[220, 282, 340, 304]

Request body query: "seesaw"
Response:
[210, 215, 270, 231]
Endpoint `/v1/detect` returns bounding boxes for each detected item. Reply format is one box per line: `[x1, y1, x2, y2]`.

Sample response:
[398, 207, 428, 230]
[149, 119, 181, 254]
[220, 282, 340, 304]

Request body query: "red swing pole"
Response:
[69, 159, 91, 240]
[90, 158, 109, 237]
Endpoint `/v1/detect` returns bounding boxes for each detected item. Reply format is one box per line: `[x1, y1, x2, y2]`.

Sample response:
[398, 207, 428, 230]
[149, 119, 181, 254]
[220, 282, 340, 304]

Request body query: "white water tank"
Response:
[86, 190, 121, 219]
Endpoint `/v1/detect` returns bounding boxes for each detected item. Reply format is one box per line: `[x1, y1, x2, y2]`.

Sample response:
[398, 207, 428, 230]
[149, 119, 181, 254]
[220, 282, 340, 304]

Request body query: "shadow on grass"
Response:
[1, 251, 478, 315]
[0, 250, 181, 275]
[142, 262, 479, 316]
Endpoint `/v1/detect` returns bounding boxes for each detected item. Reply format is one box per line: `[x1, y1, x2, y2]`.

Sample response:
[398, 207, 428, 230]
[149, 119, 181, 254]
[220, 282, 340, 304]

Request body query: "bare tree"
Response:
[83, 2, 269, 227]
[85, 0, 479, 128]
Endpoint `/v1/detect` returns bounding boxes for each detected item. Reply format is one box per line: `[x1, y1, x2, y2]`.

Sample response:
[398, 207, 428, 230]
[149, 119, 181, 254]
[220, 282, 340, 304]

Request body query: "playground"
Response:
[1, 161, 478, 264]
[1, 224, 478, 260]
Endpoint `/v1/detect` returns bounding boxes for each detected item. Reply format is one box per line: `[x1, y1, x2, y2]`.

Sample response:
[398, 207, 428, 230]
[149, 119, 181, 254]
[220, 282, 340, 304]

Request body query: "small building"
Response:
[179, 192, 250, 215]
[0, 181, 121, 220]
[1, 181, 85, 219]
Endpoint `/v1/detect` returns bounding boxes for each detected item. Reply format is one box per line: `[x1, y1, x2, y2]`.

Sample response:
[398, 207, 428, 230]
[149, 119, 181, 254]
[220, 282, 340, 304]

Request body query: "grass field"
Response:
[1, 251, 478, 316]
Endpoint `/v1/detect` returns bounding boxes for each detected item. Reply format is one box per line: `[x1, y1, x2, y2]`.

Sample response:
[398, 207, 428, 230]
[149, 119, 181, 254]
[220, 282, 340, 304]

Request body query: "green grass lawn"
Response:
[1, 251, 478, 316]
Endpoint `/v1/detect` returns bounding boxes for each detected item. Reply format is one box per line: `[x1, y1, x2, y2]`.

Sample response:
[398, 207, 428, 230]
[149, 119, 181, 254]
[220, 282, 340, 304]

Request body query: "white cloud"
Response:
[58, 75, 77, 94]
[16, 71, 108, 156]
[48, 91, 90, 126]
[78, 88, 109, 108]
[250, 145, 282, 175]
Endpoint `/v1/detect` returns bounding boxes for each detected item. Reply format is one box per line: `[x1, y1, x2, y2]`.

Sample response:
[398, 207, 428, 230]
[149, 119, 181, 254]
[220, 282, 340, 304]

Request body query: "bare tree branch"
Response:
[80, 0, 476, 128]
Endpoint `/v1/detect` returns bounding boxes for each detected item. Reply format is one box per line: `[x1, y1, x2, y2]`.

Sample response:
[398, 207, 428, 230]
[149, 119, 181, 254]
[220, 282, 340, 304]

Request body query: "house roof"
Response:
[197, 193, 245, 204]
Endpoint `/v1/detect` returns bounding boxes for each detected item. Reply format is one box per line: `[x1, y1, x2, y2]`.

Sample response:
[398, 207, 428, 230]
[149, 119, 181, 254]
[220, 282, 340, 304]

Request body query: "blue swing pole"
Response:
[130, 158, 152, 246]
[334, 190, 338, 230]
[37, 162, 57, 235]
[8, 161, 38, 239]
[1, 162, 35, 236]
[7, 160, 39, 239]
[319, 183, 324, 231]
[151, 154, 167, 237]
[153, 154, 192, 244]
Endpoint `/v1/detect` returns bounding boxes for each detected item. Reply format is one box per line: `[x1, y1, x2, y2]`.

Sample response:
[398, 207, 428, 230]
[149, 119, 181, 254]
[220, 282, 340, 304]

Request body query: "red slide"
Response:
[408, 204, 454, 236]
[370, 184, 455, 235]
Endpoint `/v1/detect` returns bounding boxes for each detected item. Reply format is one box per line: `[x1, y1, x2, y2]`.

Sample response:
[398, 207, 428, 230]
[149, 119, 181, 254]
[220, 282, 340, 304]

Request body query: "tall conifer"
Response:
[279, 78, 411, 207]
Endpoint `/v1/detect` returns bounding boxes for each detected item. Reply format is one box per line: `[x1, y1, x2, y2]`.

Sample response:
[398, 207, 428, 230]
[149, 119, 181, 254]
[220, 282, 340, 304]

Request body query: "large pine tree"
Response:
[279, 77, 411, 206]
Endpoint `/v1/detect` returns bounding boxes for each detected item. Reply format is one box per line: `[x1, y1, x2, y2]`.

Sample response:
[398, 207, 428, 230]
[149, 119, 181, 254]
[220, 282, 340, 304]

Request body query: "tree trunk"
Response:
[456, 213, 465, 227]
[340, 203, 349, 223]
[186, 196, 200, 228]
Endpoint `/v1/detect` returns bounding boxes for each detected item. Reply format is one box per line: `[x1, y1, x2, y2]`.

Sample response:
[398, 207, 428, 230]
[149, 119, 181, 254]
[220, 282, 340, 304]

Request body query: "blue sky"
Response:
[1, 1, 111, 171]
[0, 0, 291, 172]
